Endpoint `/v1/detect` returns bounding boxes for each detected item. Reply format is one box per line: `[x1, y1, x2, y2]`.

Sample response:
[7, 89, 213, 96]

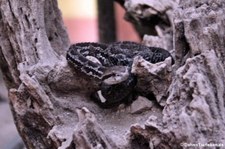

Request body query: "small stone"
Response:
[130, 96, 153, 114]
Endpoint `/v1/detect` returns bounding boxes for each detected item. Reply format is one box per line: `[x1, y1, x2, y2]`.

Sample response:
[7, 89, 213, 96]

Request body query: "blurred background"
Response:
[0, 0, 139, 148]
[58, 0, 139, 43]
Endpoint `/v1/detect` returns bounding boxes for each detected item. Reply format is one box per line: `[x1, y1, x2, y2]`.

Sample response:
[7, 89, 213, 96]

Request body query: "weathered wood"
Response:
[0, 0, 225, 148]
[127, 0, 225, 147]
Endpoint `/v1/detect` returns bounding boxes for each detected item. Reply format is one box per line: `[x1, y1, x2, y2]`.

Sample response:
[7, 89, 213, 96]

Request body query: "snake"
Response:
[66, 41, 173, 108]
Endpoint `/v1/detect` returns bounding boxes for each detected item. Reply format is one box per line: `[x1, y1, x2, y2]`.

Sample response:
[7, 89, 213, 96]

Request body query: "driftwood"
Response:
[0, 0, 225, 148]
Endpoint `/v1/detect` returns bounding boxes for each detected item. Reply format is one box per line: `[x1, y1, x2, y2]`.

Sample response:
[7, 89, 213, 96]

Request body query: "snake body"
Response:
[66, 41, 173, 108]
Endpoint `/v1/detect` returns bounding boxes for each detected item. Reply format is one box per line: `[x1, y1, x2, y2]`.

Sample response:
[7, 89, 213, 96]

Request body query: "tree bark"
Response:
[0, 0, 225, 149]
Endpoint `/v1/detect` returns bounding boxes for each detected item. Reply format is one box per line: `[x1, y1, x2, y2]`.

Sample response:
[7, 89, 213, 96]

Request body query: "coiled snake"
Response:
[66, 41, 173, 108]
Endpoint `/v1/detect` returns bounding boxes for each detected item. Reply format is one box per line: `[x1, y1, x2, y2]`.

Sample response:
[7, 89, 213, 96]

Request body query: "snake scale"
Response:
[66, 41, 173, 108]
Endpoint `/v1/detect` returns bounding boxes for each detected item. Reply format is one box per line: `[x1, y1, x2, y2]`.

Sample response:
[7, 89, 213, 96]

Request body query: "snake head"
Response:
[102, 66, 130, 85]
[91, 66, 137, 109]
[92, 76, 137, 109]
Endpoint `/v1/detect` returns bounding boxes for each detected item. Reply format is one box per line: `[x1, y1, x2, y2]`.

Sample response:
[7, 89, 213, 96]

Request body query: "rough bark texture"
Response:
[0, 0, 225, 149]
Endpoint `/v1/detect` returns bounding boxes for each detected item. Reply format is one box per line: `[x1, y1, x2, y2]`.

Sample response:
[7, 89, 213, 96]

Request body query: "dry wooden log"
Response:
[127, 0, 225, 148]
[0, 0, 225, 149]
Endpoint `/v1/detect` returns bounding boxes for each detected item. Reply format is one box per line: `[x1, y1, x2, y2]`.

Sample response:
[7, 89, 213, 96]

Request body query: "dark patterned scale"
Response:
[66, 41, 174, 108]
[67, 42, 109, 79]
